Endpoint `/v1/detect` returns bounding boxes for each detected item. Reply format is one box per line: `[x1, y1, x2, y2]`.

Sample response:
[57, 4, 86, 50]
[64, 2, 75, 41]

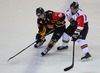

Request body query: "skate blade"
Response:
[81, 57, 93, 62]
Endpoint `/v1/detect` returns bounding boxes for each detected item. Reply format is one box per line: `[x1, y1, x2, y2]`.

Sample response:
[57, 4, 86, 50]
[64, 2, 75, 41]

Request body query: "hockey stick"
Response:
[7, 29, 54, 62]
[7, 41, 36, 62]
[64, 41, 75, 71]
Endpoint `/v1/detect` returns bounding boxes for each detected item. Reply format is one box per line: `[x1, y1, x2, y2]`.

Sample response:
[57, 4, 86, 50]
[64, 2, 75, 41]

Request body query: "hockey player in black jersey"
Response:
[35, 7, 66, 56]
[34, 7, 55, 48]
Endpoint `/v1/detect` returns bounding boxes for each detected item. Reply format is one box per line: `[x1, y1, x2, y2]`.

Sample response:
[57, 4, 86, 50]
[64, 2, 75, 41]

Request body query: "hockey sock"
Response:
[62, 32, 69, 46]
[77, 39, 89, 54]
[47, 40, 56, 48]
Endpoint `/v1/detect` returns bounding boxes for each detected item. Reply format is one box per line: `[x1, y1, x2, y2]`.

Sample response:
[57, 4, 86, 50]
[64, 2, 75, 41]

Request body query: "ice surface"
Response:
[0, 0, 100, 73]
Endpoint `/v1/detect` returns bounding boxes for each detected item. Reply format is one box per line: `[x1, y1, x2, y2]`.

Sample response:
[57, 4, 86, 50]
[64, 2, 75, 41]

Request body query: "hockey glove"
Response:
[72, 33, 79, 41]
[36, 33, 42, 43]
[70, 19, 77, 26]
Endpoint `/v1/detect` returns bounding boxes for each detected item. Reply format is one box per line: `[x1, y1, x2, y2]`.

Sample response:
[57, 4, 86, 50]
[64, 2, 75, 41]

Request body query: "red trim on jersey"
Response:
[52, 12, 65, 20]
[76, 15, 84, 27]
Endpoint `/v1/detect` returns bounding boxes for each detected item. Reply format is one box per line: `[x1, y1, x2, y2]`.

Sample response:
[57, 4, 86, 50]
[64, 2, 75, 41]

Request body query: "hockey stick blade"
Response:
[7, 41, 36, 62]
[7, 57, 14, 62]
[64, 63, 74, 71]
[64, 41, 75, 71]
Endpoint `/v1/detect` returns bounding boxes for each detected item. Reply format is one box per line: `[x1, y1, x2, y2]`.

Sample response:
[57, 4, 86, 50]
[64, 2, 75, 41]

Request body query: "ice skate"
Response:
[57, 46, 68, 50]
[34, 39, 46, 48]
[41, 47, 51, 56]
[81, 52, 92, 62]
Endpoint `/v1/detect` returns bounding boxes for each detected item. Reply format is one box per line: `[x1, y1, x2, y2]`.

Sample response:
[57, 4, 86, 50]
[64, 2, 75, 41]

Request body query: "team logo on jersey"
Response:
[58, 13, 62, 17]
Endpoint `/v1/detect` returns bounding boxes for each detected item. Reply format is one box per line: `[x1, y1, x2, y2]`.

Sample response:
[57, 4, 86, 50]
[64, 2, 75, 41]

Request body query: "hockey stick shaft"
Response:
[7, 29, 54, 62]
[64, 41, 75, 71]
[72, 41, 75, 65]
[7, 41, 36, 62]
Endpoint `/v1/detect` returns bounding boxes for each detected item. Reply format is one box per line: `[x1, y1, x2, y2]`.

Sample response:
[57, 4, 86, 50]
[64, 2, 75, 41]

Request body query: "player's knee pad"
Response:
[77, 39, 86, 46]
[62, 32, 69, 45]
[62, 32, 69, 41]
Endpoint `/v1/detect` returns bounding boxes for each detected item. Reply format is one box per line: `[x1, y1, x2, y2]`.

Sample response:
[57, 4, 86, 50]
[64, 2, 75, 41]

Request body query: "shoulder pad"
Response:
[45, 10, 53, 14]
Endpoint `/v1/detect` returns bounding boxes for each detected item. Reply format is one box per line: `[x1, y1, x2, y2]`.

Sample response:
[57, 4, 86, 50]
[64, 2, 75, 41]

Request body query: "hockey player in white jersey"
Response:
[57, 2, 92, 61]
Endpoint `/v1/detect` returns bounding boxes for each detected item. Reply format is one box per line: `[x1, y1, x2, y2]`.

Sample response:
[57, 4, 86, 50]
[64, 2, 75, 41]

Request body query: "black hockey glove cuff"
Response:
[72, 33, 79, 41]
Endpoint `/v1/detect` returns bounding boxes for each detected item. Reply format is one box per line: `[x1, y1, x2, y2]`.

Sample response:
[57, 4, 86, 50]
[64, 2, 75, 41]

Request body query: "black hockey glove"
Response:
[36, 33, 42, 43]
[72, 33, 79, 41]
[70, 20, 77, 26]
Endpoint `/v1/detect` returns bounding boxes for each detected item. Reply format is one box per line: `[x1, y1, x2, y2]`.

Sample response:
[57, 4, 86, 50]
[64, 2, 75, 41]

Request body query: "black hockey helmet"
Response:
[36, 7, 45, 17]
[70, 2, 79, 9]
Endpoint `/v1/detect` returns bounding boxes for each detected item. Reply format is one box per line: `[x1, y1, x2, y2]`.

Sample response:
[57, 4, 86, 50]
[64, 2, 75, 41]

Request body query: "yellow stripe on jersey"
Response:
[39, 26, 46, 36]
[51, 20, 65, 25]
[46, 24, 54, 29]
[57, 21, 65, 24]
